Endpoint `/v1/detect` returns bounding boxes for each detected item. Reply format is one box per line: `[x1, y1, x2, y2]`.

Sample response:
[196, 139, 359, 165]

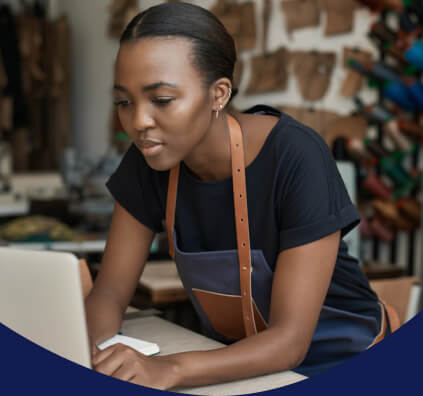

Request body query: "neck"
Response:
[183, 112, 233, 181]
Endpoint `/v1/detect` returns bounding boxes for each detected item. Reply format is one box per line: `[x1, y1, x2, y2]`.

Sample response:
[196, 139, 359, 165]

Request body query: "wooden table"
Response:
[121, 315, 306, 395]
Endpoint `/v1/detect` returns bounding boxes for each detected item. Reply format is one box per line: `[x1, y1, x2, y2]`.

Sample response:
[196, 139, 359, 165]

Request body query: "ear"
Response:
[211, 77, 233, 112]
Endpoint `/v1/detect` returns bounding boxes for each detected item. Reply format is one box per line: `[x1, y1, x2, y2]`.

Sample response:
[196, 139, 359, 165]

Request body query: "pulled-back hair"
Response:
[120, 2, 237, 96]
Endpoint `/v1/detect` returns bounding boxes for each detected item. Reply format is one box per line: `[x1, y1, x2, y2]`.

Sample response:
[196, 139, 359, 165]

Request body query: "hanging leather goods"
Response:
[396, 198, 421, 225]
[340, 47, 373, 97]
[324, 115, 368, 150]
[280, 0, 320, 35]
[362, 172, 393, 201]
[211, 0, 256, 52]
[290, 50, 336, 101]
[372, 200, 415, 231]
[321, 0, 357, 36]
[246, 47, 289, 94]
[383, 120, 412, 152]
[368, 216, 395, 242]
[345, 138, 378, 166]
[397, 119, 423, 140]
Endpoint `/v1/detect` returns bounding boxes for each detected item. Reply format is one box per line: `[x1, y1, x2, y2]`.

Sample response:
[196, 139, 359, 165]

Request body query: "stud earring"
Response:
[215, 104, 224, 119]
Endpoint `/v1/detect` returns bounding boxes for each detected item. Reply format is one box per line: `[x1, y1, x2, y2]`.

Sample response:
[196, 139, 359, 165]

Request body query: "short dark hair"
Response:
[120, 2, 238, 96]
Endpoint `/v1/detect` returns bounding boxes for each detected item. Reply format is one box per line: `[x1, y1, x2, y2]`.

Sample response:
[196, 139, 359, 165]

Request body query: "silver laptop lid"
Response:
[0, 247, 91, 368]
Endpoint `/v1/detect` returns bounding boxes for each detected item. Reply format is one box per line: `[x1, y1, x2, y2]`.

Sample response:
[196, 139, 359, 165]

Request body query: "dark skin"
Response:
[85, 37, 340, 390]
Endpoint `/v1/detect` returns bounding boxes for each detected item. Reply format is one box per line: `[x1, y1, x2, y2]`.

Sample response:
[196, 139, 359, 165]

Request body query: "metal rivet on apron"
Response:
[241, 218, 244, 222]
[239, 194, 242, 198]
[242, 242, 246, 247]
[243, 266, 247, 270]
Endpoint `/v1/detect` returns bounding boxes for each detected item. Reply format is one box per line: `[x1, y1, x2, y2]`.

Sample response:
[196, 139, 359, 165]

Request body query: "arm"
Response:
[85, 201, 155, 347]
[92, 230, 340, 389]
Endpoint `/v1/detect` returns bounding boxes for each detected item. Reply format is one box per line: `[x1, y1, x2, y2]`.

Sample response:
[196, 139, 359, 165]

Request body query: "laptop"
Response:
[0, 247, 92, 368]
[0, 247, 160, 369]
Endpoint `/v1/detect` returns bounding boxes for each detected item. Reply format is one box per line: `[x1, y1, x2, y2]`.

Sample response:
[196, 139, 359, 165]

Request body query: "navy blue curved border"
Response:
[1, 311, 422, 395]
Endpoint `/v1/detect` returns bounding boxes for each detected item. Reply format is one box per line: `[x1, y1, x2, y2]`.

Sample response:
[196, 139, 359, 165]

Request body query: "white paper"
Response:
[98, 334, 160, 356]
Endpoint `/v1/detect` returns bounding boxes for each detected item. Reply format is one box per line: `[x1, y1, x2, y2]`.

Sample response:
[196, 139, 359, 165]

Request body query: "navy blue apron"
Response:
[164, 114, 387, 376]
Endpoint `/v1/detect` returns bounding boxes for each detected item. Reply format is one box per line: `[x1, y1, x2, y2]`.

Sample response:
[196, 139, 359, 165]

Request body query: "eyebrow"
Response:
[113, 81, 178, 93]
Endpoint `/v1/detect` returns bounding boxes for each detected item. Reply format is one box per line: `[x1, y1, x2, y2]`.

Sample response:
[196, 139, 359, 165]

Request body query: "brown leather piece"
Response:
[246, 48, 288, 94]
[384, 301, 401, 332]
[398, 119, 423, 140]
[290, 50, 336, 101]
[370, 278, 420, 325]
[193, 288, 267, 340]
[396, 198, 421, 224]
[324, 115, 368, 149]
[281, 0, 320, 34]
[321, 0, 356, 36]
[340, 47, 373, 97]
[166, 164, 180, 260]
[367, 302, 386, 348]
[211, 1, 256, 52]
[227, 115, 256, 336]
[280, 106, 340, 146]
[372, 200, 416, 231]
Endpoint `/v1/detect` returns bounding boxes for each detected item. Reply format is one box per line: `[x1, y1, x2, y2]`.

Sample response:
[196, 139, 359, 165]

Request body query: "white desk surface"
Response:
[121, 316, 306, 395]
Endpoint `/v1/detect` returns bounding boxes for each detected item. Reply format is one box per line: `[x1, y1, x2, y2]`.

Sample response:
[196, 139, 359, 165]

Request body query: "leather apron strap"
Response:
[166, 163, 179, 260]
[165, 113, 257, 337]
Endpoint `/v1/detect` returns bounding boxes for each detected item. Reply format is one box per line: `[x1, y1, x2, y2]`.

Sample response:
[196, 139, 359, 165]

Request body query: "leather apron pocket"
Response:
[192, 288, 268, 340]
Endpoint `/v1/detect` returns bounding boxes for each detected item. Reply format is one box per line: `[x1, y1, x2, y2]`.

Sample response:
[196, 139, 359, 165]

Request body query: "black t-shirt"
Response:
[106, 105, 379, 321]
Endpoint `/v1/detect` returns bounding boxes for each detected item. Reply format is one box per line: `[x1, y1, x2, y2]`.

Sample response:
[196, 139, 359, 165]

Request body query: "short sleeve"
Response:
[277, 125, 360, 251]
[106, 144, 165, 233]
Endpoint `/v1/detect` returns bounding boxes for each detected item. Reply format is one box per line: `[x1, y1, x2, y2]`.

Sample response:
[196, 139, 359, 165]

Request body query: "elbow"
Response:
[267, 328, 310, 371]
[290, 348, 307, 369]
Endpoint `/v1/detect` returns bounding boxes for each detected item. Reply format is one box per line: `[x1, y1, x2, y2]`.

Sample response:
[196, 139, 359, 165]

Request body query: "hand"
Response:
[92, 343, 177, 390]
[89, 336, 100, 359]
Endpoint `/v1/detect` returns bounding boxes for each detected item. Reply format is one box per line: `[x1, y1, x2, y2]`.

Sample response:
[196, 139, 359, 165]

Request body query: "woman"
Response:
[85, 2, 390, 390]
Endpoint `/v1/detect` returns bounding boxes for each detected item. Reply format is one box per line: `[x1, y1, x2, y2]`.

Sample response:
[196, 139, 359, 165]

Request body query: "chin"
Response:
[144, 156, 178, 172]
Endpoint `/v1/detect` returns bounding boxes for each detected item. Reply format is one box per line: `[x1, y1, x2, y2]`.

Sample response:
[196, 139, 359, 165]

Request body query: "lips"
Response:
[137, 139, 165, 157]
[138, 140, 162, 148]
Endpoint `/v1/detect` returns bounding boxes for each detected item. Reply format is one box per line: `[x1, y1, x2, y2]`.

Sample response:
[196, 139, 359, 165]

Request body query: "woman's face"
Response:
[114, 37, 215, 171]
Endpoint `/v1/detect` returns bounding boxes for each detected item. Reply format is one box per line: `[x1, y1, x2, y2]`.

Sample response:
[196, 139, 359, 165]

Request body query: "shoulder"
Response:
[241, 105, 332, 166]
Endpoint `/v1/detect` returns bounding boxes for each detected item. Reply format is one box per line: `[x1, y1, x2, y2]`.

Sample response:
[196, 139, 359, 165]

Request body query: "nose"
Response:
[132, 103, 155, 132]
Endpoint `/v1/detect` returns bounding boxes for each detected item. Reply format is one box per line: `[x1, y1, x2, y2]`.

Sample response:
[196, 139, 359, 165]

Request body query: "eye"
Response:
[152, 97, 174, 105]
[113, 98, 131, 107]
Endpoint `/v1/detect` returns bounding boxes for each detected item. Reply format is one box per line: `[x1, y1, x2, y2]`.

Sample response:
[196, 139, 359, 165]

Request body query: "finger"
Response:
[92, 344, 121, 367]
[94, 349, 124, 376]
[111, 364, 135, 382]
[91, 343, 100, 357]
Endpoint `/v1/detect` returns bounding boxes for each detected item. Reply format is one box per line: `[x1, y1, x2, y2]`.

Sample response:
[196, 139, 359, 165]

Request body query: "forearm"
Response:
[166, 326, 306, 389]
[85, 289, 124, 345]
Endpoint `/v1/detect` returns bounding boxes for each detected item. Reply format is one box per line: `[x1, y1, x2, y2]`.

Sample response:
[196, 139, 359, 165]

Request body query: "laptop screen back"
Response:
[0, 247, 91, 368]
